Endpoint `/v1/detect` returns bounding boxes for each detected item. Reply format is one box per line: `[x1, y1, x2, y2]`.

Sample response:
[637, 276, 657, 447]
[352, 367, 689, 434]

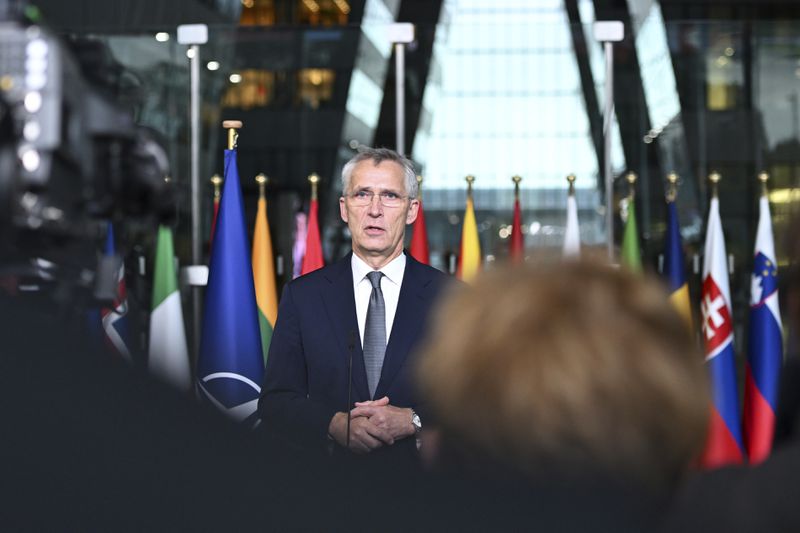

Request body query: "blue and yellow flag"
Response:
[664, 199, 692, 330]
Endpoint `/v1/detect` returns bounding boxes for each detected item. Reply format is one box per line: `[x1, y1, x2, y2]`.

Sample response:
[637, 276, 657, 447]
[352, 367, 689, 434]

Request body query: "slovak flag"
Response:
[743, 193, 783, 464]
[699, 195, 744, 468]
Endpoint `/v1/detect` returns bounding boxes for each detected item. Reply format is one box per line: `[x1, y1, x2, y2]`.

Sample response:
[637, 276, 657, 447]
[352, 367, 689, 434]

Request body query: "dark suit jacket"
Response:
[258, 251, 451, 462]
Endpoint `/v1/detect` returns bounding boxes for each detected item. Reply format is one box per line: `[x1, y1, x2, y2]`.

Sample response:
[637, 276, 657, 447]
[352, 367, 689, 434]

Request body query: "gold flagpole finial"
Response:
[164, 175, 172, 184]
[625, 171, 637, 200]
[566, 173, 576, 194]
[416, 175, 423, 201]
[758, 171, 769, 197]
[465, 175, 475, 197]
[255, 173, 267, 199]
[512, 175, 522, 199]
[666, 172, 678, 202]
[708, 171, 721, 198]
[308, 173, 320, 201]
[210, 173, 222, 199]
[222, 119, 243, 150]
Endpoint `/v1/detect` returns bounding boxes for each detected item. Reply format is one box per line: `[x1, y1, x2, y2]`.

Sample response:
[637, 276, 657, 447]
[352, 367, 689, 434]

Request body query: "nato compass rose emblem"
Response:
[197, 372, 261, 427]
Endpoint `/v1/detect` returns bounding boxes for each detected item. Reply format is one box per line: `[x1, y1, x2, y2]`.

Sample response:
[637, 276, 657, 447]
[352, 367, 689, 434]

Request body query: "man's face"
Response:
[339, 159, 419, 267]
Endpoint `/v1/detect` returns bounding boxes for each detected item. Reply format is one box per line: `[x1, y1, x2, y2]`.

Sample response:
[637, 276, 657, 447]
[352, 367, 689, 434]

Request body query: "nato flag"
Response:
[197, 149, 264, 425]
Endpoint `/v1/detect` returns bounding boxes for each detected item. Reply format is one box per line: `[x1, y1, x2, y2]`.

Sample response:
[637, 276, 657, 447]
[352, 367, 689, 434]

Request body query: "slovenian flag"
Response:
[743, 192, 783, 464]
[699, 194, 744, 468]
[197, 148, 265, 425]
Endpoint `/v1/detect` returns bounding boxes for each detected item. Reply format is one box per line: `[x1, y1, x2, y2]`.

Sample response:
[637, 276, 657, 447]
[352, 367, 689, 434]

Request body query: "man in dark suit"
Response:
[258, 147, 450, 466]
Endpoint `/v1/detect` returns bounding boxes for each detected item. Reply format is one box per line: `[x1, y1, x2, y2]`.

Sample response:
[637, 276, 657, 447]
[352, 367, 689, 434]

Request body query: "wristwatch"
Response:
[410, 409, 422, 435]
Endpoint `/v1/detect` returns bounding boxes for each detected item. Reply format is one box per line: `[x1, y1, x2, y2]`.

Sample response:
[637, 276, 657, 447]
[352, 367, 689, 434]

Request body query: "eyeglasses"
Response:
[347, 190, 408, 207]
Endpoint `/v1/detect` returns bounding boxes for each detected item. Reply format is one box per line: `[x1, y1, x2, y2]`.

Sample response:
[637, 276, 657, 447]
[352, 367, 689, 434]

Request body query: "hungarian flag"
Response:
[509, 195, 524, 263]
[744, 191, 783, 464]
[620, 197, 642, 272]
[101, 222, 132, 362]
[563, 183, 580, 258]
[197, 148, 264, 425]
[252, 184, 278, 363]
[664, 198, 693, 330]
[457, 194, 481, 282]
[409, 199, 430, 265]
[700, 194, 744, 468]
[301, 198, 324, 275]
[148, 225, 191, 391]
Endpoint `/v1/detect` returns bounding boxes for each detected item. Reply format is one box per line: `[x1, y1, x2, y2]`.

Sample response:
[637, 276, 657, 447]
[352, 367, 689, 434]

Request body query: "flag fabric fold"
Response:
[253, 186, 278, 363]
[409, 199, 430, 265]
[744, 193, 783, 464]
[148, 225, 191, 391]
[301, 198, 324, 275]
[101, 222, 132, 362]
[457, 194, 481, 282]
[292, 211, 308, 279]
[700, 195, 744, 468]
[664, 199, 693, 330]
[197, 149, 265, 425]
[621, 198, 642, 272]
[510, 195, 524, 263]
[563, 185, 580, 258]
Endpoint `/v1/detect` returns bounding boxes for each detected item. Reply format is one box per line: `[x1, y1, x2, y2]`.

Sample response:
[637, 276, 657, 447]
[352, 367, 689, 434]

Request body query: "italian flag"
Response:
[148, 225, 191, 391]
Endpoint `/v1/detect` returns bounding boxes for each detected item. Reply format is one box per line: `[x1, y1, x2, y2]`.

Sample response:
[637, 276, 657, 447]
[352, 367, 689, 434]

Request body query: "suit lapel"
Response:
[320, 254, 370, 402]
[374, 255, 431, 399]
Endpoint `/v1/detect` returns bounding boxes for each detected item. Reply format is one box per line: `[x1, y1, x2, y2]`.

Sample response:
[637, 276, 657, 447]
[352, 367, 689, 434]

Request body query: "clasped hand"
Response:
[329, 396, 413, 454]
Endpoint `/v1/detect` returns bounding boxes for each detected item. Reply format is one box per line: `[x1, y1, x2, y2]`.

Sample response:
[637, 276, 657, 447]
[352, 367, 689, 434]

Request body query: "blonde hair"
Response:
[417, 261, 709, 487]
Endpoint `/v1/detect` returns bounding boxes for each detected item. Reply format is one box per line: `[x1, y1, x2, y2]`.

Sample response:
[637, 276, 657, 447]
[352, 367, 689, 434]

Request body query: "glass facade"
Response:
[33, 0, 800, 346]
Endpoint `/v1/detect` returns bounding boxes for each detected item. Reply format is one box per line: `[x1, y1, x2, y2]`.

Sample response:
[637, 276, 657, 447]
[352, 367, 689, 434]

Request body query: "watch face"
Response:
[412, 413, 421, 430]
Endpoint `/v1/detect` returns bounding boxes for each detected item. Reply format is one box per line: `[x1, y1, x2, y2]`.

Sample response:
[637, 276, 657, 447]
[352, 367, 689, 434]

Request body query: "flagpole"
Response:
[709, 170, 720, 198]
[309, 172, 319, 201]
[209, 173, 222, 242]
[512, 175, 521, 199]
[256, 172, 267, 199]
[666, 171, 678, 203]
[758, 170, 768, 197]
[211, 174, 222, 201]
[626, 171, 637, 200]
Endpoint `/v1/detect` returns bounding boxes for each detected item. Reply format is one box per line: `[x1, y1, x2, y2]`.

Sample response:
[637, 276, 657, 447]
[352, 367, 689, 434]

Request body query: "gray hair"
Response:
[341, 146, 418, 199]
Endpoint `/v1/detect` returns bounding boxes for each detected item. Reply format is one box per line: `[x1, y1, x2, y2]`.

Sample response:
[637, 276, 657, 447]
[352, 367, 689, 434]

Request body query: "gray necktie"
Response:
[363, 271, 386, 399]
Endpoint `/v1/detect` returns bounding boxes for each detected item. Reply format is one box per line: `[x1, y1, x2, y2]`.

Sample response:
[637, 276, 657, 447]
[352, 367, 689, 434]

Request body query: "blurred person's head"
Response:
[417, 260, 709, 490]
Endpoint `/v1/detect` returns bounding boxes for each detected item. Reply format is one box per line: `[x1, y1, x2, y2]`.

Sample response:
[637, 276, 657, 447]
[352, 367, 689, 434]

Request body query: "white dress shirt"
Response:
[351, 252, 406, 348]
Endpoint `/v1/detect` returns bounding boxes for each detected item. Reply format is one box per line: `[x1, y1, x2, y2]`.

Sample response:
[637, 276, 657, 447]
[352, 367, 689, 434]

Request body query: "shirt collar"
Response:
[351, 252, 406, 286]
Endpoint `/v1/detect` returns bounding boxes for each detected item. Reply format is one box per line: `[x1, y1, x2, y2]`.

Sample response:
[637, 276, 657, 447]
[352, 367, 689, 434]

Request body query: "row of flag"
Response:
[627, 171, 782, 468]
[96, 142, 784, 467]
[446, 169, 784, 468]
